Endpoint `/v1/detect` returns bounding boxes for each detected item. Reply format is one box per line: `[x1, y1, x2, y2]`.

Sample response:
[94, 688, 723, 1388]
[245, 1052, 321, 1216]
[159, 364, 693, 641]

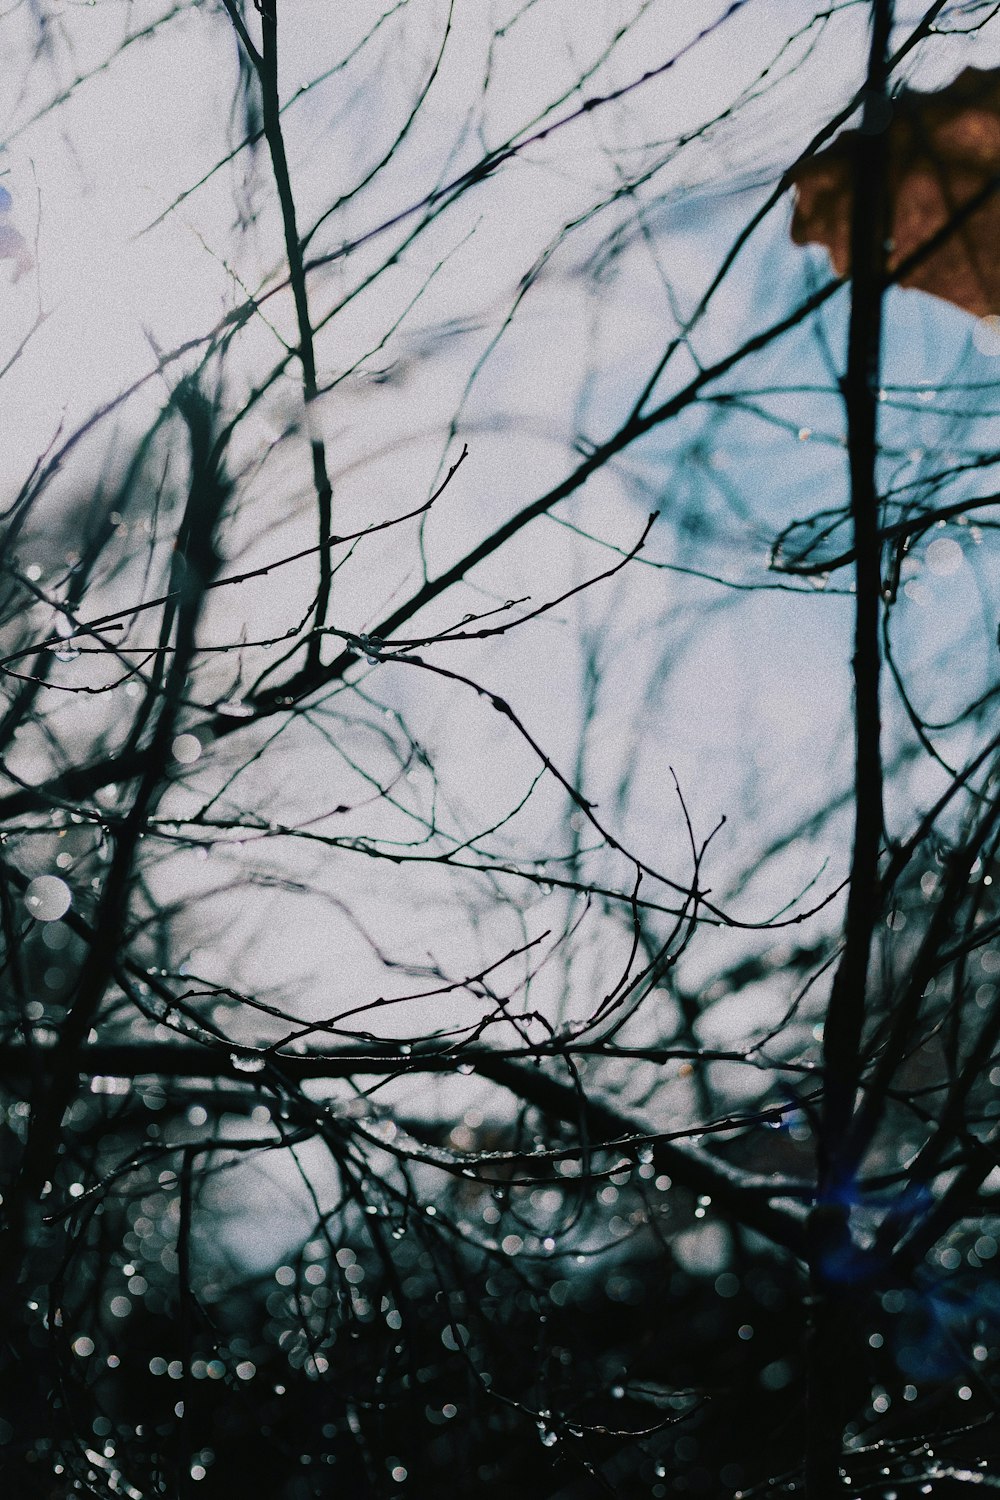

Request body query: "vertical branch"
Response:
[807, 4, 892, 1497]
[177, 1147, 196, 1500]
[820, 0, 891, 1197]
[227, 0, 334, 671]
[0, 386, 229, 1312]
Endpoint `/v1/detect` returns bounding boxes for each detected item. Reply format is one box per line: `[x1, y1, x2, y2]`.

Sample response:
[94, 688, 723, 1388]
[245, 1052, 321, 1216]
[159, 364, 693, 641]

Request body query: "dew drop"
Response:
[172, 733, 202, 765]
[926, 537, 963, 577]
[24, 876, 72, 922]
[229, 1052, 266, 1074]
[973, 314, 1000, 356]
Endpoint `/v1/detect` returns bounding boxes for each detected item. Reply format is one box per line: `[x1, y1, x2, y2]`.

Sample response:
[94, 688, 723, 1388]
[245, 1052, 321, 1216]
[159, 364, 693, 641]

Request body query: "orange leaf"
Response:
[789, 67, 1000, 319]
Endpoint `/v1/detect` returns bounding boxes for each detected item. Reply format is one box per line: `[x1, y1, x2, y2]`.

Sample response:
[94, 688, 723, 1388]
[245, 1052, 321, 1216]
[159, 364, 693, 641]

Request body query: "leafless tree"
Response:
[1, 2, 999, 1497]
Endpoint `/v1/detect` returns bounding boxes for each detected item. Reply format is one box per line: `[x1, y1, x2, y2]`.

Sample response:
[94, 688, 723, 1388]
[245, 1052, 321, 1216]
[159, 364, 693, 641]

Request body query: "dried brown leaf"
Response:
[790, 67, 1000, 319]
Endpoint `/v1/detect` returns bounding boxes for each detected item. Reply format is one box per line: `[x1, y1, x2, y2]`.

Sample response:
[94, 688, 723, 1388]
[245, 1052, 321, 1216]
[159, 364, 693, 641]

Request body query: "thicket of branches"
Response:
[1, 2, 999, 1497]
